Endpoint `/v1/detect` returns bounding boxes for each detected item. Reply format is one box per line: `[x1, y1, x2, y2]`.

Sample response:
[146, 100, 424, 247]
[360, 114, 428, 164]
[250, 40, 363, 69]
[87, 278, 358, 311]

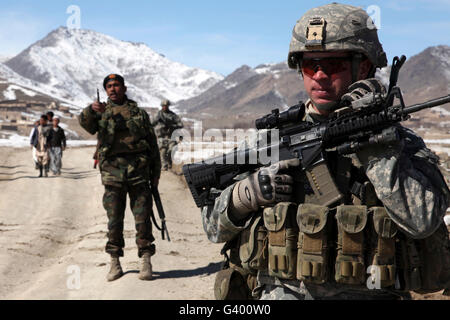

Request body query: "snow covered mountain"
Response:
[1, 27, 223, 108]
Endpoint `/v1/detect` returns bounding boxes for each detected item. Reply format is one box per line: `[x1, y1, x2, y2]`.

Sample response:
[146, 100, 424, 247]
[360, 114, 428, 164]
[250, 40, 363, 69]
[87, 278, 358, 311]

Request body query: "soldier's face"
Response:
[302, 51, 371, 113]
[105, 80, 127, 103]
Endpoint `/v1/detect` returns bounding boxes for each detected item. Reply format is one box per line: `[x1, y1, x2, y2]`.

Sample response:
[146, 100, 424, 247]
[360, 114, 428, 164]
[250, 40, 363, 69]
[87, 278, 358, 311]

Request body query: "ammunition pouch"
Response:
[368, 207, 397, 288]
[397, 223, 450, 294]
[239, 215, 268, 273]
[335, 205, 368, 285]
[305, 159, 343, 207]
[214, 267, 251, 300]
[296, 204, 331, 284]
[263, 202, 298, 279]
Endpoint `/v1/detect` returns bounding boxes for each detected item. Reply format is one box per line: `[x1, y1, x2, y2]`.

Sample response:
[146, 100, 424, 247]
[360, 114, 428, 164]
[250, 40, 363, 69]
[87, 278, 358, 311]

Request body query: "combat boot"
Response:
[106, 255, 123, 281]
[138, 252, 153, 280]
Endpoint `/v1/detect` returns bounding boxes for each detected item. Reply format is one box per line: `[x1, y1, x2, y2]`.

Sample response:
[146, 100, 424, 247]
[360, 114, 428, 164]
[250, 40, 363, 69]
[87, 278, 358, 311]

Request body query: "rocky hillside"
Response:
[179, 46, 450, 129]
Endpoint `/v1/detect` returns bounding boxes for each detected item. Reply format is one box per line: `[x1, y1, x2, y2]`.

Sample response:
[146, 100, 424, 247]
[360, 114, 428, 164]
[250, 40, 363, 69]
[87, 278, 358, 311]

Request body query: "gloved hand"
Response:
[229, 159, 300, 221]
[341, 78, 386, 105]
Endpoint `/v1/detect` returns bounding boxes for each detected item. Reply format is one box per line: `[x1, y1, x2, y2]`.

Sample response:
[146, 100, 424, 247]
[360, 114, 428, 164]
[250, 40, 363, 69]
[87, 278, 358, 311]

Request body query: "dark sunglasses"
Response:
[301, 57, 351, 78]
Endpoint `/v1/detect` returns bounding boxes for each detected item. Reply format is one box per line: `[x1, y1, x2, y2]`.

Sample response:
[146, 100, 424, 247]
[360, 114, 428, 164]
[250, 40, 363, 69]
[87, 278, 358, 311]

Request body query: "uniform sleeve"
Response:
[175, 114, 184, 129]
[201, 184, 253, 243]
[356, 125, 450, 239]
[143, 111, 161, 180]
[151, 111, 161, 127]
[78, 105, 99, 135]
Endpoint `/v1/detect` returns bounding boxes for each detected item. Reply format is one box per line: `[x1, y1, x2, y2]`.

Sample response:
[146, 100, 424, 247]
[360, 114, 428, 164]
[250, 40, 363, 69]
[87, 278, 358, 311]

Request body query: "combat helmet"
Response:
[287, 3, 387, 79]
[161, 99, 171, 107]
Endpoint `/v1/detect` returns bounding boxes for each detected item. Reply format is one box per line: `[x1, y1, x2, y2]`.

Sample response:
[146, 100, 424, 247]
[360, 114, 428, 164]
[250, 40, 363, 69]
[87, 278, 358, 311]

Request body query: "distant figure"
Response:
[47, 116, 66, 176]
[46, 111, 54, 123]
[151, 99, 183, 171]
[29, 120, 40, 169]
[30, 115, 50, 177]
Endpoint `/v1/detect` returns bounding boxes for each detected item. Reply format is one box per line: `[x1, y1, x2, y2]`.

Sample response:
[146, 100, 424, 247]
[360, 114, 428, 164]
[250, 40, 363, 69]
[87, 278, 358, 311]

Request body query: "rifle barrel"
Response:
[402, 94, 450, 115]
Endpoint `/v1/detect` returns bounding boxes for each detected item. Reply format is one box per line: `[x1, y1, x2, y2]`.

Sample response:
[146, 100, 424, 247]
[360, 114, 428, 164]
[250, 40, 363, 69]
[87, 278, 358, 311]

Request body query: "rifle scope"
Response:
[255, 103, 305, 130]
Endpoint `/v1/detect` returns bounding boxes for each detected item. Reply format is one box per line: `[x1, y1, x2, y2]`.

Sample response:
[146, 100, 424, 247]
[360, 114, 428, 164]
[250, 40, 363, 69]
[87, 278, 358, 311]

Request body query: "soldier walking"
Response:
[78, 74, 161, 281]
[151, 99, 184, 171]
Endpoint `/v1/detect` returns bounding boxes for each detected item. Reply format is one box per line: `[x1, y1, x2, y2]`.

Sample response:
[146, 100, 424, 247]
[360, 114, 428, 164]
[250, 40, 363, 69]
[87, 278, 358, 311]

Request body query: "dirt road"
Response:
[1, 146, 448, 300]
[0, 146, 222, 299]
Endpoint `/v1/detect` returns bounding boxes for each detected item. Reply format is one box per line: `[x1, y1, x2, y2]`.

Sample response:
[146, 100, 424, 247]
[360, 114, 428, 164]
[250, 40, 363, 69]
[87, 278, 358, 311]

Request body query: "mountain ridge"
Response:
[1, 26, 223, 108]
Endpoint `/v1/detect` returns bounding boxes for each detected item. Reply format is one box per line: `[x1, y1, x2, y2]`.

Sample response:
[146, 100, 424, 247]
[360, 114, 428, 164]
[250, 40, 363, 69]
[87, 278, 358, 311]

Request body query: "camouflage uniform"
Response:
[202, 101, 449, 299]
[151, 108, 183, 170]
[201, 3, 450, 300]
[78, 95, 161, 258]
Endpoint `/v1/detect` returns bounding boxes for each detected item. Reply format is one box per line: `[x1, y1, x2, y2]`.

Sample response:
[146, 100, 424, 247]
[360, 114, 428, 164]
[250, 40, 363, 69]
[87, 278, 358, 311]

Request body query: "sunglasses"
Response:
[301, 57, 351, 78]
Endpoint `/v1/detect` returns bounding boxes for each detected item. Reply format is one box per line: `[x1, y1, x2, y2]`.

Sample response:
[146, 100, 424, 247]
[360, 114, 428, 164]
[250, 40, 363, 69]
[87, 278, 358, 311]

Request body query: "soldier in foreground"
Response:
[200, 3, 450, 299]
[151, 99, 184, 171]
[78, 74, 161, 281]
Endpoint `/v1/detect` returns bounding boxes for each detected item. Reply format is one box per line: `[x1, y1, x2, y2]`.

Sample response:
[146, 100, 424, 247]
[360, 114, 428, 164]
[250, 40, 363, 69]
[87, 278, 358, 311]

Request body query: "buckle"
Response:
[306, 17, 326, 49]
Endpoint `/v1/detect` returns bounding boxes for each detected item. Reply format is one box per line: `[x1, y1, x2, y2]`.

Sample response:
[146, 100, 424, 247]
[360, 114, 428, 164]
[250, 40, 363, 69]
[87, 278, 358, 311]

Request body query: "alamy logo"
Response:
[366, 265, 381, 290]
[66, 265, 81, 290]
[366, 5, 381, 30]
[66, 5, 81, 30]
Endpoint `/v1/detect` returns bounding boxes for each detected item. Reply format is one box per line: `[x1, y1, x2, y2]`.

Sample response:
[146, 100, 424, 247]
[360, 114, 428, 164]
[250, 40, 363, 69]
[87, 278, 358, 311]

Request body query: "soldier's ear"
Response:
[358, 59, 373, 80]
[124, 85, 127, 93]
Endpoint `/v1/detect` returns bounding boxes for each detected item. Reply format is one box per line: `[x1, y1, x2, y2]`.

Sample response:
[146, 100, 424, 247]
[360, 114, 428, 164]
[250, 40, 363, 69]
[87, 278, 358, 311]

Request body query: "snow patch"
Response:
[1, 27, 224, 109]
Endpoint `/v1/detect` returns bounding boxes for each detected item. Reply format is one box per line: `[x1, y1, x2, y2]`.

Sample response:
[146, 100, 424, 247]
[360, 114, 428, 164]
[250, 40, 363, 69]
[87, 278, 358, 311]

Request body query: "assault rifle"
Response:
[182, 56, 450, 208]
[150, 183, 171, 241]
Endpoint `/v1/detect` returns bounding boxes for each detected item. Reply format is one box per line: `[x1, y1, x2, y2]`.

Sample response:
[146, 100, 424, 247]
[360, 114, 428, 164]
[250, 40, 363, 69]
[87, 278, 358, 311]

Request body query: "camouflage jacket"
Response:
[151, 109, 184, 139]
[201, 100, 450, 243]
[78, 96, 161, 180]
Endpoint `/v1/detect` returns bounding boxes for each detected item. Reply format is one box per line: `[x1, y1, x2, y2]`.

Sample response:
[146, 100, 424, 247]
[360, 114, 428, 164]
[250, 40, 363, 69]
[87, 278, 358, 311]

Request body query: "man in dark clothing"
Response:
[47, 116, 66, 176]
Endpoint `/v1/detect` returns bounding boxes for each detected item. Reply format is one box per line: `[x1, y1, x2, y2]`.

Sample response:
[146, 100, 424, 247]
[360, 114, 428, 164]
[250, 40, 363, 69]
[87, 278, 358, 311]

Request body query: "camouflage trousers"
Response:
[159, 138, 177, 170]
[103, 183, 156, 258]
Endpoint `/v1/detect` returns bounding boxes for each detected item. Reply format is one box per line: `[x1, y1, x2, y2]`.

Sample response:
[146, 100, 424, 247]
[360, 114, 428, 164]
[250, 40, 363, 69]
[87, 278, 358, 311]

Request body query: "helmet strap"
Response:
[351, 53, 363, 82]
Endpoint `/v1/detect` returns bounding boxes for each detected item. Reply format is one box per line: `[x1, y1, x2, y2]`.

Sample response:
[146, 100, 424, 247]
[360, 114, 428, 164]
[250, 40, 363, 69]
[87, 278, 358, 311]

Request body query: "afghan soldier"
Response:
[201, 3, 450, 300]
[78, 74, 161, 281]
[151, 99, 184, 171]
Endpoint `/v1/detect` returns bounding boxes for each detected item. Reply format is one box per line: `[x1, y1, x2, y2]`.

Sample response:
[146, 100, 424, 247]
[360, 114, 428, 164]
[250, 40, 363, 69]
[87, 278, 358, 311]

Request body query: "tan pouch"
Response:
[368, 207, 397, 288]
[263, 202, 298, 279]
[296, 204, 331, 284]
[335, 205, 368, 285]
[239, 215, 268, 273]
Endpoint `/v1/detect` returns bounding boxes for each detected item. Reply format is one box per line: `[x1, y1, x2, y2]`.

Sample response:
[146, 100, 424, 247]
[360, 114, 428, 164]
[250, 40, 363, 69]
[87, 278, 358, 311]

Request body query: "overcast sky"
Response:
[0, 0, 449, 75]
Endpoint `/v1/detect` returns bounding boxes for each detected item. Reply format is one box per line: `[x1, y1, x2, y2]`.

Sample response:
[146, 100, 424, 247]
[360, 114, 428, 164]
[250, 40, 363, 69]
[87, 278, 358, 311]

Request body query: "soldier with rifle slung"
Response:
[191, 3, 450, 300]
[152, 99, 184, 171]
[78, 74, 162, 281]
